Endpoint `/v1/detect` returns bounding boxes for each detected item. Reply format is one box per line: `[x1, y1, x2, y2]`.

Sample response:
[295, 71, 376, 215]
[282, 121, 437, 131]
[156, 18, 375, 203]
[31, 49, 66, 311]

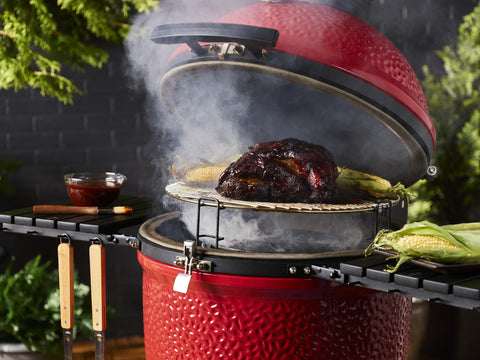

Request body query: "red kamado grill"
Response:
[138, 0, 437, 359]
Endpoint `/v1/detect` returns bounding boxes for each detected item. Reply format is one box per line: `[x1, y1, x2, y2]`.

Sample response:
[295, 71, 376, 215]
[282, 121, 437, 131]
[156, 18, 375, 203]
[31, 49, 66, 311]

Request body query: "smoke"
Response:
[124, 0, 258, 169]
[124, 1, 266, 248]
[124, 0, 257, 96]
[123, 0, 386, 175]
[123, 0, 394, 253]
[177, 203, 379, 253]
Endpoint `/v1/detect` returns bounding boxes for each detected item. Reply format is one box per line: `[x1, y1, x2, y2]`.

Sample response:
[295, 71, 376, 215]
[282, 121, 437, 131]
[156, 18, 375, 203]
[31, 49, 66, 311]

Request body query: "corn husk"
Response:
[366, 221, 480, 272]
[336, 167, 409, 200]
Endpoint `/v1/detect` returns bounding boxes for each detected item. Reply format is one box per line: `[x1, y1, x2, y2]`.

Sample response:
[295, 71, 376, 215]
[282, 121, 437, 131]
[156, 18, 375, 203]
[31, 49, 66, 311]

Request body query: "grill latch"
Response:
[173, 240, 212, 294]
[173, 240, 212, 273]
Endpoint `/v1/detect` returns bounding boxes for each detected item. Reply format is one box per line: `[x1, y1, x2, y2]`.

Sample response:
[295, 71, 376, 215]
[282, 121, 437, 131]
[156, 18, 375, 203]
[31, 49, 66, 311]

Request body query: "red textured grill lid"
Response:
[152, 1, 436, 187]
[216, 2, 435, 145]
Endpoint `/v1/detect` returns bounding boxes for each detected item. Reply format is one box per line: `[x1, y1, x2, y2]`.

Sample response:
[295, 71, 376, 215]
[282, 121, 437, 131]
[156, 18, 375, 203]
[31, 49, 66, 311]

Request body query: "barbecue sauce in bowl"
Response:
[64, 173, 126, 207]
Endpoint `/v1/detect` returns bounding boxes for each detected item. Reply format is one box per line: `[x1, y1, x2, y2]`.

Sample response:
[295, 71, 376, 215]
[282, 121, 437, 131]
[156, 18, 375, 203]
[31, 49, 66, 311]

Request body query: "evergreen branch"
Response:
[0, 0, 158, 104]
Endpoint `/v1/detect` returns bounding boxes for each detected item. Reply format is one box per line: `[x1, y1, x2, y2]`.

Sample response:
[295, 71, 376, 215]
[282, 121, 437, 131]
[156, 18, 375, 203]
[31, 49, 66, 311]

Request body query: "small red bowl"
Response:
[64, 172, 127, 207]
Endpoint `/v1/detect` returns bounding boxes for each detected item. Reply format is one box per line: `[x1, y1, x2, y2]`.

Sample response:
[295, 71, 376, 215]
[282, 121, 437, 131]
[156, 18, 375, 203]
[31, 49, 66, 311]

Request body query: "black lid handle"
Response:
[151, 22, 279, 57]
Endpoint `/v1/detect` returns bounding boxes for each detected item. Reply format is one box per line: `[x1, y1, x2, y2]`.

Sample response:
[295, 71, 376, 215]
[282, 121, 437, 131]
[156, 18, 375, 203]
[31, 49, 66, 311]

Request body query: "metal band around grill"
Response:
[138, 212, 369, 277]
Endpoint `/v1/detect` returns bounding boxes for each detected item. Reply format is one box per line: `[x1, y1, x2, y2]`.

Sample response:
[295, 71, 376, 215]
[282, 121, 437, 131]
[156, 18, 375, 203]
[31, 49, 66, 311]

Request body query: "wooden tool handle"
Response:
[33, 205, 132, 215]
[58, 242, 74, 330]
[34, 205, 98, 214]
[89, 243, 106, 332]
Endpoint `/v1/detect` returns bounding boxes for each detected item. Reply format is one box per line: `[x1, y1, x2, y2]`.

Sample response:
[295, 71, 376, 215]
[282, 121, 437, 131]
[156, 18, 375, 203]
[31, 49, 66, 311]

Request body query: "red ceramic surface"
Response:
[138, 251, 412, 360]
[217, 2, 435, 148]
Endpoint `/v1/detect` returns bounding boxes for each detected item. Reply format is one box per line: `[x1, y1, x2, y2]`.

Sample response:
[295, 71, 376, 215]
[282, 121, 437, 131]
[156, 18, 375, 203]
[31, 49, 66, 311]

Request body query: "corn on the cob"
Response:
[336, 167, 408, 199]
[170, 155, 238, 186]
[183, 165, 227, 185]
[395, 235, 462, 250]
[366, 221, 480, 272]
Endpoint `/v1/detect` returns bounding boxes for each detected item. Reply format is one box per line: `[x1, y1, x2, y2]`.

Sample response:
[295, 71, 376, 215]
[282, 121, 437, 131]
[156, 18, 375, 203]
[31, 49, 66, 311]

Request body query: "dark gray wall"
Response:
[0, 0, 478, 350]
[0, 44, 155, 211]
[369, 0, 478, 74]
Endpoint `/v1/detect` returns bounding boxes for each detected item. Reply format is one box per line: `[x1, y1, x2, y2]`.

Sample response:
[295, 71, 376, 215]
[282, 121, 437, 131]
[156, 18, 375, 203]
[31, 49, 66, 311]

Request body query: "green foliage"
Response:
[0, 0, 158, 104]
[408, 3, 480, 224]
[0, 255, 97, 355]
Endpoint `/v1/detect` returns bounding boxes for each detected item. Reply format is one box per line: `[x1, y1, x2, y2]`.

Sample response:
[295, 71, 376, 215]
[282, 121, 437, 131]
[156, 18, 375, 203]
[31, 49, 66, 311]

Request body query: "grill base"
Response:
[138, 251, 412, 360]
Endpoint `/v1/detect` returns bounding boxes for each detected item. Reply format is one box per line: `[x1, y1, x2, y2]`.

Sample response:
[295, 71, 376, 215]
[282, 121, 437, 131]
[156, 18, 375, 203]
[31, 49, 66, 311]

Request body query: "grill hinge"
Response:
[208, 43, 246, 60]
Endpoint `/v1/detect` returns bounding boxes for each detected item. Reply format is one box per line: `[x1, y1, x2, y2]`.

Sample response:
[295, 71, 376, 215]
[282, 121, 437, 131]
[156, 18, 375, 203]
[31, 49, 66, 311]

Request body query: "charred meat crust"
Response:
[216, 138, 338, 203]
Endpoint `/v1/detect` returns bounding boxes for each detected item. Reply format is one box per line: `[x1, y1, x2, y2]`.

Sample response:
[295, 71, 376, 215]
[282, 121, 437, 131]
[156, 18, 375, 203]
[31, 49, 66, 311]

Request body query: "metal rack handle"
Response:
[196, 197, 225, 249]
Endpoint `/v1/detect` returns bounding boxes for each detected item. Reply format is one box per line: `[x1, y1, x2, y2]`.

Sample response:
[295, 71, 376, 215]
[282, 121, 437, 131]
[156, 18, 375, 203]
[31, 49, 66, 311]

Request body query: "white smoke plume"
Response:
[124, 0, 388, 253]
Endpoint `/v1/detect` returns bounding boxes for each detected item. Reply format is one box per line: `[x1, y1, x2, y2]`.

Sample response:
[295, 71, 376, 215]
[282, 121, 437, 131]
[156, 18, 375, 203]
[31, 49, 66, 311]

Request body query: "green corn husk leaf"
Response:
[336, 167, 410, 200]
[366, 221, 480, 272]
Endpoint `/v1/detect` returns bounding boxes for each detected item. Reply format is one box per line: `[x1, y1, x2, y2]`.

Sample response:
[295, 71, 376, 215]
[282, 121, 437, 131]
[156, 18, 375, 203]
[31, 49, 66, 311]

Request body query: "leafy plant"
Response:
[408, 2, 480, 224]
[0, 255, 100, 355]
[0, 0, 158, 104]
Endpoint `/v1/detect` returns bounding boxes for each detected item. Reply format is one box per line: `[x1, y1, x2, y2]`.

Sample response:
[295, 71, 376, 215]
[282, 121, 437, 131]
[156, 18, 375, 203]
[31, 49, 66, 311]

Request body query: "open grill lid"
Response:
[151, 1, 436, 187]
